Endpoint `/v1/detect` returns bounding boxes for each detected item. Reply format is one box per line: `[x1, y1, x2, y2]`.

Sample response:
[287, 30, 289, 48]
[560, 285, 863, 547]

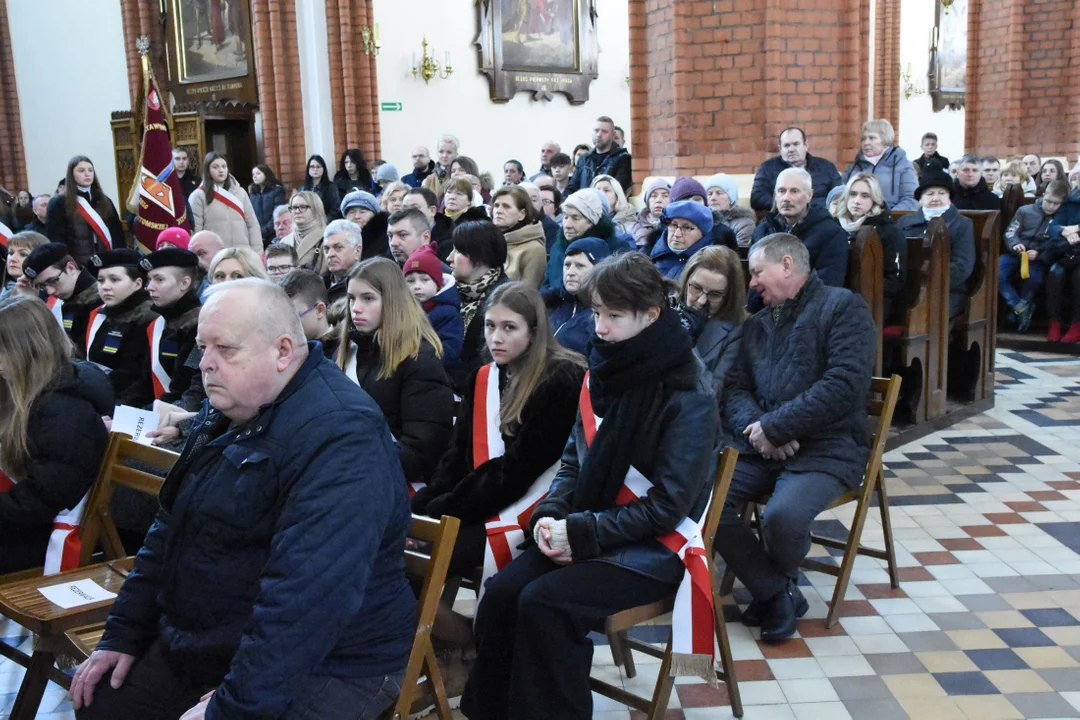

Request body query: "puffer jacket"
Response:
[548, 290, 594, 356]
[843, 146, 919, 211]
[1005, 199, 1056, 255]
[422, 275, 464, 370]
[541, 215, 633, 302]
[952, 178, 1002, 212]
[718, 205, 758, 247]
[528, 357, 718, 584]
[631, 208, 661, 248]
[724, 272, 876, 488]
[188, 178, 263, 251]
[566, 146, 633, 195]
[752, 205, 849, 287]
[248, 184, 286, 245]
[751, 154, 843, 212]
[1048, 188, 1080, 248]
[45, 189, 127, 266]
[694, 318, 743, 403]
[413, 359, 586, 523]
[87, 289, 158, 408]
[344, 334, 455, 481]
[0, 361, 112, 573]
[896, 206, 975, 317]
[502, 221, 547, 289]
[97, 347, 416, 719]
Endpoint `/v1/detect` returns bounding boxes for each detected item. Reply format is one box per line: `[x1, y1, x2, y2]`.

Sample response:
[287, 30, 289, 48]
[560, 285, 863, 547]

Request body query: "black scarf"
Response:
[572, 308, 698, 513]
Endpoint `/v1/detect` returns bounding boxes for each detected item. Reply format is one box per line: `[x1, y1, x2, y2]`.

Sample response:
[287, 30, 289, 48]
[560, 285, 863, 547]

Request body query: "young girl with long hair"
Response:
[334, 148, 375, 198]
[189, 152, 263, 251]
[247, 164, 286, 245]
[44, 155, 126, 266]
[301, 154, 342, 221]
[337, 258, 454, 482]
[0, 296, 113, 573]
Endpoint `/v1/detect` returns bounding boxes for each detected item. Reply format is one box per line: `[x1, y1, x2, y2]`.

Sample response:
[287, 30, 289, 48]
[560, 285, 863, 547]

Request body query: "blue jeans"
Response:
[999, 252, 1046, 309]
[283, 671, 404, 719]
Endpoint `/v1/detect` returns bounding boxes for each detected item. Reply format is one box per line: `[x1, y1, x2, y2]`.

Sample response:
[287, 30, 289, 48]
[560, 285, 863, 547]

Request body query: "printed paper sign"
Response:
[111, 405, 159, 446]
[37, 578, 117, 609]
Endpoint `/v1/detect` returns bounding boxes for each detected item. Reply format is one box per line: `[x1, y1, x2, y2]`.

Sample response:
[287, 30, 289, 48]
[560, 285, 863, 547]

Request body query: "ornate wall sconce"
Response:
[900, 63, 926, 99]
[940, 0, 955, 14]
[361, 25, 381, 57]
[412, 37, 453, 83]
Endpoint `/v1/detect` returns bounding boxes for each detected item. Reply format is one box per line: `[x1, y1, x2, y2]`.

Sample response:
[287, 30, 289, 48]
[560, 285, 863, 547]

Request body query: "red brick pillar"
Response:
[874, 0, 901, 134]
[0, 0, 27, 191]
[629, 0, 870, 186]
[251, 0, 306, 185]
[325, 0, 381, 163]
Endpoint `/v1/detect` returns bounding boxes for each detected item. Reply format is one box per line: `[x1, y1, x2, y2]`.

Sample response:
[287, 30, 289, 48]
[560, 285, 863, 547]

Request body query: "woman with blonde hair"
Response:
[841, 119, 918, 211]
[591, 174, 637, 235]
[996, 161, 1036, 198]
[338, 257, 454, 482]
[279, 190, 329, 272]
[379, 180, 410, 214]
[188, 152, 263, 251]
[208, 247, 270, 284]
[442, 177, 476, 221]
[0, 296, 113, 573]
[1, 231, 49, 300]
[678, 245, 747, 397]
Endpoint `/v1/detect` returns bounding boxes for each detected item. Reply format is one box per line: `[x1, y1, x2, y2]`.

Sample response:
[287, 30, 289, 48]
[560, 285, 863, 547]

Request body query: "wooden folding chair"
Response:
[0, 434, 176, 720]
[719, 375, 903, 629]
[591, 447, 743, 719]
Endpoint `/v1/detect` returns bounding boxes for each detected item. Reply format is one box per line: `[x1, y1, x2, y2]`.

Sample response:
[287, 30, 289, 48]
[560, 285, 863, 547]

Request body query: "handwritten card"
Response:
[111, 405, 159, 446]
[37, 578, 117, 609]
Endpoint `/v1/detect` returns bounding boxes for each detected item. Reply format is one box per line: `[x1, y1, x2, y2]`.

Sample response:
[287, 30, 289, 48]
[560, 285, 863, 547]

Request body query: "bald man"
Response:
[72, 280, 416, 720]
[402, 145, 436, 188]
[187, 231, 224, 300]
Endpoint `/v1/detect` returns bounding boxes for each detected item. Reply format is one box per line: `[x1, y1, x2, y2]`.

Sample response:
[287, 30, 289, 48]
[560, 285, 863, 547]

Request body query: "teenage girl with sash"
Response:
[0, 296, 112, 574]
[189, 152, 263, 252]
[460, 253, 720, 720]
[338, 257, 455, 483]
[45, 155, 126, 267]
[85, 249, 158, 408]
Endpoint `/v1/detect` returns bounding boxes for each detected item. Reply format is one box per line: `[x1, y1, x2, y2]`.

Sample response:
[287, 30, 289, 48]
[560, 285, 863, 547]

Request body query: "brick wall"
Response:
[0, 0, 27, 190]
[874, 0, 901, 135]
[629, 0, 870, 186]
[967, 0, 1079, 160]
[251, 0, 306, 184]
[325, 0, 381, 165]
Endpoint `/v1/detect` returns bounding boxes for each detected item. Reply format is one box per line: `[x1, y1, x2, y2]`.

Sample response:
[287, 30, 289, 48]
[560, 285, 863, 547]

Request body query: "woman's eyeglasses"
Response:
[688, 281, 726, 304]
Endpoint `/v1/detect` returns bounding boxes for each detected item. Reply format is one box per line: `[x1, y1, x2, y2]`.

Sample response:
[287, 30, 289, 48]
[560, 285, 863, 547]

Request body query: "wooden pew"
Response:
[845, 227, 884, 376]
[951, 210, 1001, 403]
[882, 217, 951, 424]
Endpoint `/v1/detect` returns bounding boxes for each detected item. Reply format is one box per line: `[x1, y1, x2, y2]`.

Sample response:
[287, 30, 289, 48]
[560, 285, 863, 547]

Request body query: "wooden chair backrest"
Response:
[958, 210, 999, 298]
[78, 434, 178, 566]
[867, 376, 903, 477]
[846, 227, 884, 374]
[890, 209, 915, 220]
[701, 447, 741, 552]
[1000, 184, 1025, 233]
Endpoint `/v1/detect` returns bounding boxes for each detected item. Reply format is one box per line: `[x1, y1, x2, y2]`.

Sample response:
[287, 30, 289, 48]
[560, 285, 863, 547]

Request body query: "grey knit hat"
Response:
[340, 190, 380, 216]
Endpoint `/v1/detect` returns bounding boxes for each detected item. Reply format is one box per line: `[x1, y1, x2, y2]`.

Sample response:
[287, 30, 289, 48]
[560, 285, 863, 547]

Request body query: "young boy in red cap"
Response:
[403, 245, 463, 370]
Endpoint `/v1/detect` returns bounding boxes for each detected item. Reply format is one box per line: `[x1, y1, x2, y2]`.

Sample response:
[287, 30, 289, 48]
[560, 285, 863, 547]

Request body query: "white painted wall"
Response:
[371, 0, 631, 183]
[8, 0, 131, 200]
[897, 0, 966, 161]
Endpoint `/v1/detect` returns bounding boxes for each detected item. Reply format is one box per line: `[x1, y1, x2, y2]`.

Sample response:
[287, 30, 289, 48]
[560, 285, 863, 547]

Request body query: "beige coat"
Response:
[281, 222, 328, 275]
[503, 222, 547, 290]
[189, 177, 262, 251]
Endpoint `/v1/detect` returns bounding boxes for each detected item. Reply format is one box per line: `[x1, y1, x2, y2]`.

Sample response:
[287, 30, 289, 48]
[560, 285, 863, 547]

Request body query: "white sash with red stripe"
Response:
[147, 316, 170, 399]
[475, 363, 559, 600]
[1, 465, 86, 574]
[76, 196, 112, 250]
[86, 307, 106, 352]
[204, 184, 245, 220]
[46, 296, 65, 329]
[0, 220, 11, 246]
[579, 372, 717, 681]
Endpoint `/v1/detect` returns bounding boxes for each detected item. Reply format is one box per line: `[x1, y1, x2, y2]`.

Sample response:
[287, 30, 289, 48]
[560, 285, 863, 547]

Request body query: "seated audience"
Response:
[1000, 179, 1069, 332]
[549, 152, 574, 195]
[187, 231, 225, 299]
[189, 152, 263, 251]
[631, 178, 670, 248]
[264, 241, 299, 282]
[541, 189, 631, 302]
[342, 189, 390, 261]
[248, 164, 286, 245]
[995, 161, 1036, 198]
[503, 159, 526, 186]
[952, 154, 1001, 210]
[547, 238, 611, 355]
[1046, 183, 1080, 342]
[272, 205, 293, 241]
[651, 200, 715, 280]
[443, 177, 478, 222]
[1024, 154, 1043, 180]
[282, 269, 341, 359]
[436, 135, 459, 180]
[404, 245, 464, 370]
[752, 168, 849, 287]
[338, 258, 455, 482]
[1037, 159, 1067, 198]
[1, 230, 48, 300]
[46, 155, 127, 264]
[1070, 163, 1080, 192]
[540, 185, 562, 226]
[752, 127, 842, 212]
[279, 190, 329, 272]
[405, 187, 455, 260]
[982, 156, 1001, 188]
[896, 168, 975, 318]
[914, 132, 950, 176]
[70, 280, 416, 720]
[86, 249, 157, 408]
[449, 220, 510, 392]
[842, 119, 918, 211]
[388, 207, 438, 268]
[566, 116, 633, 194]
[24, 194, 49, 235]
[834, 172, 907, 324]
[706, 173, 757, 247]
[334, 148, 375, 198]
[591, 174, 637, 235]
[142, 248, 202, 405]
[322, 219, 363, 306]
[379, 180, 410, 215]
[376, 163, 401, 193]
[491, 186, 546, 289]
[460, 253, 718, 719]
[208, 247, 270, 284]
[0, 296, 112, 574]
[668, 177, 738, 249]
[716, 233, 876, 640]
[154, 226, 191, 251]
[677, 245, 747, 397]
[301, 154, 342, 221]
[825, 186, 845, 216]
[22, 242, 103, 358]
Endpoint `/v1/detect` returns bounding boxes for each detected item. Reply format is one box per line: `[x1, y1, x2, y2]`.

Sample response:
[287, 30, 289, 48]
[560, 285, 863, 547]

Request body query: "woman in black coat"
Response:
[301, 154, 342, 221]
[338, 258, 454, 482]
[334, 148, 375, 198]
[248, 164, 286, 246]
[46, 155, 126, 266]
[0, 296, 113, 574]
[449, 220, 510, 393]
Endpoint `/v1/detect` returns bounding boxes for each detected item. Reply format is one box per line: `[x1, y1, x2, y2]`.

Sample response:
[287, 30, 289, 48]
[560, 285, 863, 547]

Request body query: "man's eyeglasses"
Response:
[34, 274, 62, 289]
[542, 199, 555, 206]
[297, 305, 317, 318]
[289, 204, 312, 213]
[268, 264, 296, 276]
[688, 281, 726, 304]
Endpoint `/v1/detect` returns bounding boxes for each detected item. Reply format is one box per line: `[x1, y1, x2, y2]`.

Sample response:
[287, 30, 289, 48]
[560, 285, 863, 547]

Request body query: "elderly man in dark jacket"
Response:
[751, 128, 842, 212]
[71, 280, 416, 720]
[716, 233, 876, 641]
[751, 168, 848, 287]
[952, 154, 1001, 211]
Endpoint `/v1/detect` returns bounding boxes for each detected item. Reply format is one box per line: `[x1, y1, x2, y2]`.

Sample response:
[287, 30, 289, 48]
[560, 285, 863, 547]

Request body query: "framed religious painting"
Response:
[928, 0, 967, 111]
[162, 0, 259, 105]
[475, 0, 600, 104]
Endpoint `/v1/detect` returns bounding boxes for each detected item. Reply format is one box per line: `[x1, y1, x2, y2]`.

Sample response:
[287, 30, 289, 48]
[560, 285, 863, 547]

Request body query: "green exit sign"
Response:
[381, 102, 403, 112]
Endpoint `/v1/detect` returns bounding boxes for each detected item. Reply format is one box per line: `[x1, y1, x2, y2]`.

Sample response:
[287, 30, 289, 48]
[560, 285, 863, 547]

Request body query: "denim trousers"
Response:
[999, 253, 1046, 309]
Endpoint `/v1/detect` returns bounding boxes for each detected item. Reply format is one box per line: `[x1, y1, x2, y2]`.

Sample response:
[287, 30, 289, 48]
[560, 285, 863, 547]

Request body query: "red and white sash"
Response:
[76, 196, 112, 250]
[0, 467, 86, 574]
[0, 220, 11, 247]
[86, 307, 106, 352]
[46, 296, 65, 329]
[579, 372, 717, 681]
[147, 316, 170, 399]
[475, 364, 559, 598]
[204, 184, 245, 220]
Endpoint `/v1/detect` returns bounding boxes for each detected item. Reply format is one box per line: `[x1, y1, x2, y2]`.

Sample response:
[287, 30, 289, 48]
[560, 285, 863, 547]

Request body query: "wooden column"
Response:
[0, 0, 27, 190]
[325, 0, 382, 163]
[251, 0, 306, 185]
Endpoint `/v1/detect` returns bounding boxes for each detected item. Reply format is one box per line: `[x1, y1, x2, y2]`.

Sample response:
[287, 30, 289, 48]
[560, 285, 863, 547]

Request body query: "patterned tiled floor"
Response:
[5, 350, 1080, 719]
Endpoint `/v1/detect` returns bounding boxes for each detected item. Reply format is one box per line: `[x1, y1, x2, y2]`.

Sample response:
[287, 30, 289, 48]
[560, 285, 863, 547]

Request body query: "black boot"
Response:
[760, 581, 809, 642]
[743, 584, 805, 627]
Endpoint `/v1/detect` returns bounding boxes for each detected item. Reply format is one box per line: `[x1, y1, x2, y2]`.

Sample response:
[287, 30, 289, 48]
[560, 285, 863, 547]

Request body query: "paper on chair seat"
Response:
[38, 578, 118, 609]
[111, 405, 159, 446]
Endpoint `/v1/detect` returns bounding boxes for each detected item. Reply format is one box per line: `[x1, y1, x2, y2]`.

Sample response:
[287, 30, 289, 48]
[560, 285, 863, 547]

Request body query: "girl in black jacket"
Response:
[338, 257, 455, 482]
[45, 155, 126, 266]
[247, 164, 286, 246]
[0, 296, 112, 574]
[334, 148, 375, 198]
[301, 154, 342, 221]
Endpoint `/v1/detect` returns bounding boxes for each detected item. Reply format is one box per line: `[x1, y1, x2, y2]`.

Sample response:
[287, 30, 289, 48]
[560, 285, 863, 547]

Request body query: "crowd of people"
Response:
[0, 114, 1078, 719]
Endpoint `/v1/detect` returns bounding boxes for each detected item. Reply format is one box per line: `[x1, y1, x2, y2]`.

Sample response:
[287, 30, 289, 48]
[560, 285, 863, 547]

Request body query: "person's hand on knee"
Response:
[70, 649, 137, 710]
